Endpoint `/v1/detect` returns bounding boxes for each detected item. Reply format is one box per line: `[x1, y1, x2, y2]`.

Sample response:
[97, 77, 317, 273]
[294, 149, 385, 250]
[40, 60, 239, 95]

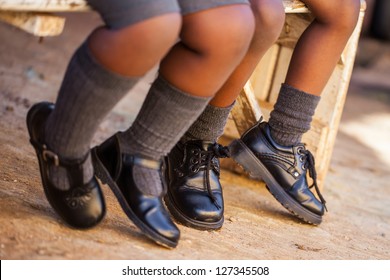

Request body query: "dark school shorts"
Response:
[87, 0, 250, 29]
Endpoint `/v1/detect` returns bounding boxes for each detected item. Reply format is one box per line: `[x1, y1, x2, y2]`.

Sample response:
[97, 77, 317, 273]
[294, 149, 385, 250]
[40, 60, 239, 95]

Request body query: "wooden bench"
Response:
[0, 0, 367, 188]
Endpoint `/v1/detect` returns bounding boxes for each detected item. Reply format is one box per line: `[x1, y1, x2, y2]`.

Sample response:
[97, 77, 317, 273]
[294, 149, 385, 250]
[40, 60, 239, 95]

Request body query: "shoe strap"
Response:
[30, 139, 91, 187]
[30, 139, 89, 167]
[121, 153, 165, 195]
[114, 132, 161, 171]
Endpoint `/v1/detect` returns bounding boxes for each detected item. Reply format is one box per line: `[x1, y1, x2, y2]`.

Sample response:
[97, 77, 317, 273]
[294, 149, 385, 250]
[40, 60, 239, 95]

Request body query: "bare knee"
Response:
[119, 13, 182, 66]
[327, 0, 360, 33]
[250, 0, 285, 46]
[305, 0, 360, 35]
[181, 5, 255, 63]
[89, 13, 182, 75]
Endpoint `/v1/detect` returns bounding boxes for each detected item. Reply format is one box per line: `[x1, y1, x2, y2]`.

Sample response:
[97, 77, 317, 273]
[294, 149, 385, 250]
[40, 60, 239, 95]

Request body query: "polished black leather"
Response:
[164, 140, 229, 230]
[230, 121, 326, 224]
[26, 102, 106, 229]
[92, 134, 179, 248]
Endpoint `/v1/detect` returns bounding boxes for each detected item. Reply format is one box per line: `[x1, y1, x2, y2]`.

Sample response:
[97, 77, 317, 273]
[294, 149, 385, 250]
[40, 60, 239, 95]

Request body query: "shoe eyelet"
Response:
[190, 166, 199, 173]
[175, 169, 184, 177]
[302, 165, 306, 171]
[190, 158, 199, 164]
[297, 147, 304, 155]
[299, 156, 304, 162]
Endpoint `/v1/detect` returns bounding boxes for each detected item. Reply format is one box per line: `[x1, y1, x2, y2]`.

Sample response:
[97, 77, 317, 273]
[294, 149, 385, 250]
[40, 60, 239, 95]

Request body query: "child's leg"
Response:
[182, 0, 285, 145]
[159, 3, 255, 97]
[229, 0, 361, 224]
[46, 2, 181, 161]
[209, 0, 285, 108]
[270, 0, 361, 146]
[27, 1, 181, 229]
[88, 15, 181, 77]
[162, 0, 283, 230]
[44, 2, 181, 189]
[93, 1, 255, 243]
[284, 0, 361, 94]
[118, 2, 255, 179]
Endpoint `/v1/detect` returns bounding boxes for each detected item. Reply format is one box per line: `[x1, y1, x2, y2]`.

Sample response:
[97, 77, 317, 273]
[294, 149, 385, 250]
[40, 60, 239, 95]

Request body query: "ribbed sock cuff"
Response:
[269, 83, 320, 146]
[45, 39, 139, 158]
[119, 75, 211, 159]
[182, 102, 234, 143]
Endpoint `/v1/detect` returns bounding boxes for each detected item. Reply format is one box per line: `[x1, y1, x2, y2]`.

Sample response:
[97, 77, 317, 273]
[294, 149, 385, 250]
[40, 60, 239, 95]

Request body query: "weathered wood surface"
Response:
[0, 0, 90, 11]
[0, 11, 64, 36]
[231, 83, 262, 135]
[0, 0, 308, 12]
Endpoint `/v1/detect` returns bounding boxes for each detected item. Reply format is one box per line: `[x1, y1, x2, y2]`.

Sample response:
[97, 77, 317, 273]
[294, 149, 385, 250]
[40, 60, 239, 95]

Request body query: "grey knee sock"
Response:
[268, 83, 320, 146]
[118, 75, 211, 196]
[45, 40, 139, 190]
[180, 102, 234, 143]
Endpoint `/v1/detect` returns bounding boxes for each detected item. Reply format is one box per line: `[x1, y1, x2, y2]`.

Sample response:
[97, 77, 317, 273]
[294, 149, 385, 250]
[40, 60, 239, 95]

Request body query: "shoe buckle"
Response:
[42, 147, 60, 167]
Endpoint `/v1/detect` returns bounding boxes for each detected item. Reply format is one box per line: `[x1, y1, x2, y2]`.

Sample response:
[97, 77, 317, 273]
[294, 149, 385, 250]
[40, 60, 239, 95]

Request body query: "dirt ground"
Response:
[1, 13, 390, 260]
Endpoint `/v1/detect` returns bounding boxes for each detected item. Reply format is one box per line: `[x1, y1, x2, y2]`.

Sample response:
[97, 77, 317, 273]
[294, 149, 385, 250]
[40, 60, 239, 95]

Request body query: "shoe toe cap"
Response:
[301, 198, 325, 216]
[144, 207, 180, 243]
[288, 179, 325, 216]
[177, 190, 224, 222]
[48, 179, 106, 229]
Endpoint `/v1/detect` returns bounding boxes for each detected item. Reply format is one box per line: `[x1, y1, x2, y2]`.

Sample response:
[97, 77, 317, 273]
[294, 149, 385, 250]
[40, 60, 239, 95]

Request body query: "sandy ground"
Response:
[1, 13, 390, 260]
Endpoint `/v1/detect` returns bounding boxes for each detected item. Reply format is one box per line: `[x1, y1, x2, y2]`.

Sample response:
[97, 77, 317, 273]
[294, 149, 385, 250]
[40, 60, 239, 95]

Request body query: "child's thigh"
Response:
[86, 0, 181, 29]
[178, 0, 250, 15]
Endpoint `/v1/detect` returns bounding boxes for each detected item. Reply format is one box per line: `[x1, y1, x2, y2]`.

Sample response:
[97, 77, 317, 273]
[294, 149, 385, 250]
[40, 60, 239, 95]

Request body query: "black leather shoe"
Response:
[92, 134, 180, 248]
[26, 102, 106, 229]
[164, 140, 230, 230]
[229, 120, 326, 225]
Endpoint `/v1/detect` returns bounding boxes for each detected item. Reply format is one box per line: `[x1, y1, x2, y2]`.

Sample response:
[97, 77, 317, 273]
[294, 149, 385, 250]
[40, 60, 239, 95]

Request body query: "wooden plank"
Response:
[0, 0, 90, 12]
[282, 0, 309, 13]
[249, 44, 280, 101]
[314, 9, 366, 185]
[277, 13, 313, 49]
[223, 115, 240, 140]
[268, 46, 293, 103]
[0, 11, 64, 36]
[231, 82, 263, 135]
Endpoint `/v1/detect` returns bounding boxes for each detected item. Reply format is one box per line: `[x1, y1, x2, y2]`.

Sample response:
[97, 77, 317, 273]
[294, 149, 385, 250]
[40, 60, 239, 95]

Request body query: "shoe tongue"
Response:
[180, 139, 214, 150]
[201, 141, 215, 151]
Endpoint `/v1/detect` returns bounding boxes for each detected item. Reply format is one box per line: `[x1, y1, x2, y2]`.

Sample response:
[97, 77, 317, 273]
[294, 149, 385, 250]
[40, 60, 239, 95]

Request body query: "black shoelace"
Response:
[189, 143, 230, 209]
[301, 149, 328, 211]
